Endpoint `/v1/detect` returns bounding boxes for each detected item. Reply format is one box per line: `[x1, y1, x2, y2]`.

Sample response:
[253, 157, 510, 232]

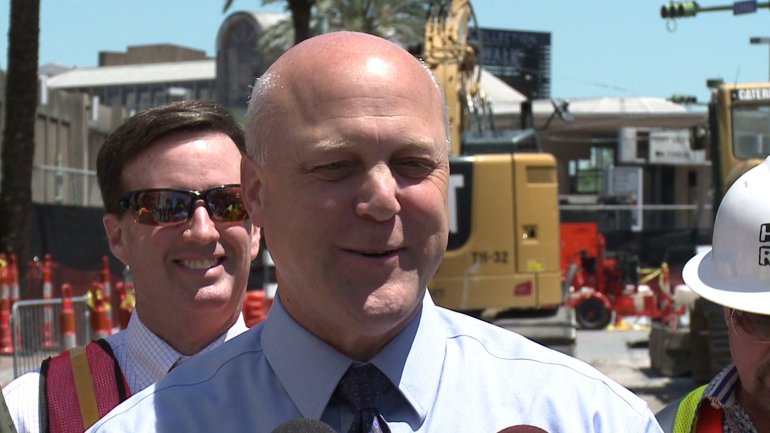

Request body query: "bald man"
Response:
[86, 32, 663, 433]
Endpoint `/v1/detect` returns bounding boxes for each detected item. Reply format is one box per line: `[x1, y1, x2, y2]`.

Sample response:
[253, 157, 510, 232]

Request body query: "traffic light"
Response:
[660, 1, 699, 18]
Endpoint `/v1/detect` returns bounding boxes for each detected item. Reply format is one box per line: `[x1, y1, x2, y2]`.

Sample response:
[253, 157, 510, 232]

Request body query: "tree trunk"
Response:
[287, 0, 313, 44]
[0, 0, 41, 293]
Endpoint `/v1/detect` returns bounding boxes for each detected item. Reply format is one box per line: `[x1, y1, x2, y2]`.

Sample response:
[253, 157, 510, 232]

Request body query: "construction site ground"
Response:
[575, 324, 698, 413]
[0, 324, 698, 414]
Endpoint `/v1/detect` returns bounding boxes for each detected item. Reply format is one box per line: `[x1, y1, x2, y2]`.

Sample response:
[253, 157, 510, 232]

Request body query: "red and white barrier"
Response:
[0, 260, 12, 354]
[60, 283, 77, 349]
[8, 254, 19, 310]
[42, 254, 56, 348]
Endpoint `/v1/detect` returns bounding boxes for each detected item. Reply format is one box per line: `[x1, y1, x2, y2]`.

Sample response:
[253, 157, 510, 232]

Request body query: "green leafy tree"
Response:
[0, 0, 40, 290]
[224, 0, 315, 45]
[224, 0, 427, 50]
[318, 0, 427, 48]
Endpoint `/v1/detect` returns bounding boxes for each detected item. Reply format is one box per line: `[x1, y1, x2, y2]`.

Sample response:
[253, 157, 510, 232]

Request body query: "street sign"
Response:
[733, 0, 757, 14]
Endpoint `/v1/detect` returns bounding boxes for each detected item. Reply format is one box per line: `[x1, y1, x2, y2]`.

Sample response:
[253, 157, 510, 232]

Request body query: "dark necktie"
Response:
[334, 364, 392, 433]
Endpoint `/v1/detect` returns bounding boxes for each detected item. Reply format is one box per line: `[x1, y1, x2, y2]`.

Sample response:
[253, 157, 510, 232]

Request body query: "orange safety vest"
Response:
[39, 339, 130, 433]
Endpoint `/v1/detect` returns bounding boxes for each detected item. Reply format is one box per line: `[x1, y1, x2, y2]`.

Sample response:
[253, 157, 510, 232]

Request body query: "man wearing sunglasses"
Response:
[2, 101, 260, 433]
[656, 157, 770, 433]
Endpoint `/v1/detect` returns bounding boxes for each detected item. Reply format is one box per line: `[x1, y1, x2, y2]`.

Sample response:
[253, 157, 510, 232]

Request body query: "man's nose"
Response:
[184, 203, 221, 243]
[356, 164, 401, 221]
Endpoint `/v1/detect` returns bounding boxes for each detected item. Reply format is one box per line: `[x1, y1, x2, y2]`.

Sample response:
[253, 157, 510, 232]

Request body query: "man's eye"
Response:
[396, 160, 434, 178]
[312, 162, 353, 180]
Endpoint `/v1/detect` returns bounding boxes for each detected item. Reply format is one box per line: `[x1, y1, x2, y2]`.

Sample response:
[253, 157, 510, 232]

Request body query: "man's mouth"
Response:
[179, 258, 221, 270]
[356, 249, 398, 258]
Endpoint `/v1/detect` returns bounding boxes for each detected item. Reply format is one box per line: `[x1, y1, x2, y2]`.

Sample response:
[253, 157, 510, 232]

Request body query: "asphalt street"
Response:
[575, 326, 697, 413]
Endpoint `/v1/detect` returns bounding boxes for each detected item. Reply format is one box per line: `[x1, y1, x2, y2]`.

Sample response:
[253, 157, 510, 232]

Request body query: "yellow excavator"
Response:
[423, 0, 576, 353]
[649, 79, 770, 379]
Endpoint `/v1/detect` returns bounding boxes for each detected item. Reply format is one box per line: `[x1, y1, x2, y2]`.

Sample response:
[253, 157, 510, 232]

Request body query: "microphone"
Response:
[498, 426, 549, 433]
[271, 418, 336, 433]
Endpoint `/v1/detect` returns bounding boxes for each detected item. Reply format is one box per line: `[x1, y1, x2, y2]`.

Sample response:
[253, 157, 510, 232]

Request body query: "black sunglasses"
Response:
[118, 184, 248, 226]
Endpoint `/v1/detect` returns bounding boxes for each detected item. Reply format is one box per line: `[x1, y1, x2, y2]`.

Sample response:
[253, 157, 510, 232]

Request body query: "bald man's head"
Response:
[245, 31, 448, 163]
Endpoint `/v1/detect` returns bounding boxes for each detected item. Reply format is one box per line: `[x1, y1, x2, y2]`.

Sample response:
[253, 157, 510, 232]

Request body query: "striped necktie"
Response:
[334, 364, 392, 433]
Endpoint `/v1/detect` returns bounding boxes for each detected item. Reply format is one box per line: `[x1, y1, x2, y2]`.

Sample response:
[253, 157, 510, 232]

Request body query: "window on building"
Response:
[218, 18, 261, 109]
[568, 146, 615, 194]
[138, 88, 151, 110]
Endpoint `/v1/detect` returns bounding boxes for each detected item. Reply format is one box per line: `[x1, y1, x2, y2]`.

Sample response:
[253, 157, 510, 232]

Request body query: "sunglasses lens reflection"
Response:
[128, 186, 246, 226]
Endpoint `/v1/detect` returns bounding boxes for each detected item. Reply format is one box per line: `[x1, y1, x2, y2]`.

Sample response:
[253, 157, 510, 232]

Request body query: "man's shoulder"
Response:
[434, 306, 571, 360]
[2, 338, 122, 413]
[3, 369, 40, 397]
[85, 327, 270, 432]
[433, 306, 650, 410]
[150, 325, 263, 385]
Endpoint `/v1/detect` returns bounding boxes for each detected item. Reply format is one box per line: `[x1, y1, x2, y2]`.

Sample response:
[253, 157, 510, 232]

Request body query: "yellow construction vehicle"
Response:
[695, 81, 770, 378]
[650, 81, 770, 379]
[423, 0, 575, 353]
[709, 81, 770, 205]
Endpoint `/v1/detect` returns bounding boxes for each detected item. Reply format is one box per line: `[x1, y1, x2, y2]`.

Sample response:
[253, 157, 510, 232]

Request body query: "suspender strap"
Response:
[69, 346, 100, 429]
[41, 339, 131, 433]
[93, 339, 128, 402]
[40, 357, 50, 433]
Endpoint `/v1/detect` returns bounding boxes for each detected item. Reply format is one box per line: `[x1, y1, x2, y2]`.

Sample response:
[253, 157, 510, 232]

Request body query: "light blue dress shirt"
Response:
[87, 293, 663, 433]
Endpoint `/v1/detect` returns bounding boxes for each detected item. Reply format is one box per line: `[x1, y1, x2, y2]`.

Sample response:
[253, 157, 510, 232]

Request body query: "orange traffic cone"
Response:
[42, 254, 56, 348]
[0, 264, 12, 354]
[115, 281, 134, 330]
[7, 254, 18, 310]
[88, 282, 112, 340]
[243, 291, 266, 328]
[60, 283, 77, 349]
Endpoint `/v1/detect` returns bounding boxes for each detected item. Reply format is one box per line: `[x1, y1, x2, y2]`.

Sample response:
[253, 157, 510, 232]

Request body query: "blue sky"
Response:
[2, 1, 770, 103]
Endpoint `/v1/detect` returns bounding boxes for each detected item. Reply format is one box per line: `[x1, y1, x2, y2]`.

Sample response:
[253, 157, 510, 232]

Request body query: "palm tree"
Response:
[224, 0, 428, 50]
[224, 0, 315, 45]
[318, 0, 427, 48]
[0, 0, 40, 291]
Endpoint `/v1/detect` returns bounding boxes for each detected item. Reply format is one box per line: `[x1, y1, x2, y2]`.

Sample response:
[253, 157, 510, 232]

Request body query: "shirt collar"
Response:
[125, 312, 248, 377]
[370, 293, 444, 425]
[262, 291, 445, 425]
[704, 362, 739, 408]
[262, 296, 351, 419]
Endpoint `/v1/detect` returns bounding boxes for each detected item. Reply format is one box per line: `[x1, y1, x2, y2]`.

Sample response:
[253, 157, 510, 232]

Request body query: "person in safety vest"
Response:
[2, 101, 260, 433]
[656, 156, 770, 433]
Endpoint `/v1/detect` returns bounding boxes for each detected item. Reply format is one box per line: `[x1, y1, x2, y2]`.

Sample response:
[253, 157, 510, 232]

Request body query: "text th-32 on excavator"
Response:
[422, 0, 576, 354]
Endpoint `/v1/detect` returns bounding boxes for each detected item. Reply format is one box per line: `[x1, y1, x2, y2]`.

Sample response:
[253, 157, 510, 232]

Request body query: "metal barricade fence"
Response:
[11, 297, 90, 378]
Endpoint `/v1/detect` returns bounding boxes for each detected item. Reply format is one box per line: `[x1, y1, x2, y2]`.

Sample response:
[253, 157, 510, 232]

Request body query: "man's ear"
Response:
[103, 214, 129, 265]
[249, 225, 261, 261]
[241, 156, 265, 227]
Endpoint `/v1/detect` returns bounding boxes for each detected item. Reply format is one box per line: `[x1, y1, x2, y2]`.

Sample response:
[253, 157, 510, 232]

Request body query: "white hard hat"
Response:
[682, 156, 770, 315]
